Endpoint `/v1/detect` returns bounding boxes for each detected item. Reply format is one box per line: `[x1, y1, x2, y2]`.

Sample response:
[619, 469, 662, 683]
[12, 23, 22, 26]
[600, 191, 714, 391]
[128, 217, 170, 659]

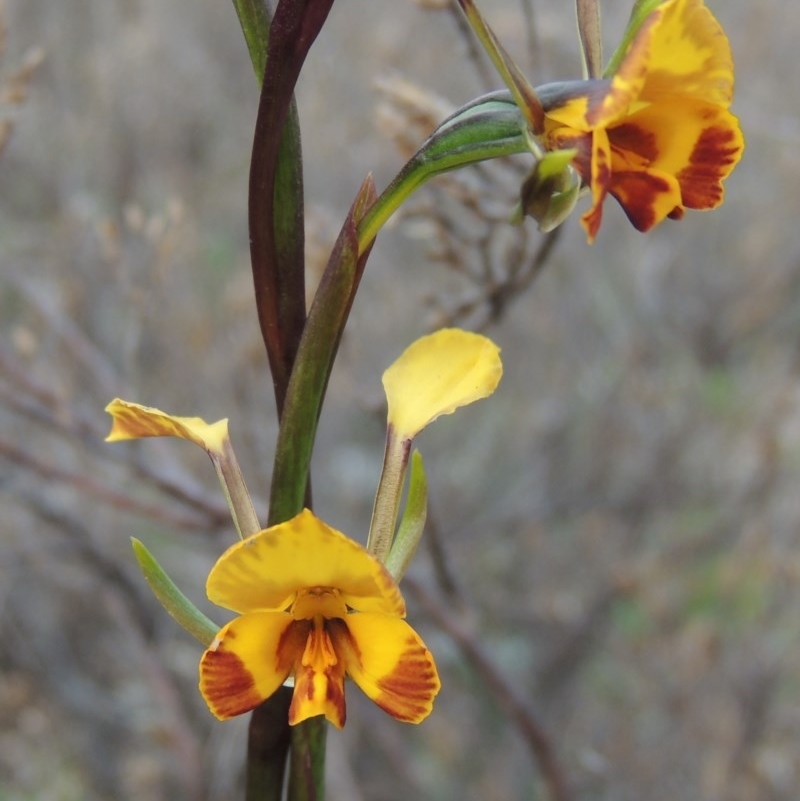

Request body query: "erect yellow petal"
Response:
[639, 0, 735, 108]
[288, 622, 348, 729]
[383, 329, 502, 440]
[206, 509, 405, 616]
[105, 398, 229, 453]
[330, 614, 440, 724]
[199, 612, 304, 720]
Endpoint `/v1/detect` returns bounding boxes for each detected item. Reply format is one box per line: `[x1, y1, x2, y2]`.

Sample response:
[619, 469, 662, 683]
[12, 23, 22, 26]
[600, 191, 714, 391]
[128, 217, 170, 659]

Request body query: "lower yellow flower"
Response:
[199, 509, 440, 728]
[540, 0, 744, 242]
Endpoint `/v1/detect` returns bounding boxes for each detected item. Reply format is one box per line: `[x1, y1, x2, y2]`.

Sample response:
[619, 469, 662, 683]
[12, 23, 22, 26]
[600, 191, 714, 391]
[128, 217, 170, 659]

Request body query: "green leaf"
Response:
[131, 538, 218, 646]
[248, 0, 335, 415]
[269, 177, 377, 526]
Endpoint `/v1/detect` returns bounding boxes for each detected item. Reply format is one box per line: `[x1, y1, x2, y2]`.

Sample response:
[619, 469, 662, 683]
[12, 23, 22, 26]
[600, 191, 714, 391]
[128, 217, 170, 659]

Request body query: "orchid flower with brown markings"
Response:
[105, 328, 503, 729]
[199, 509, 440, 728]
[540, 0, 744, 242]
[456, 0, 744, 242]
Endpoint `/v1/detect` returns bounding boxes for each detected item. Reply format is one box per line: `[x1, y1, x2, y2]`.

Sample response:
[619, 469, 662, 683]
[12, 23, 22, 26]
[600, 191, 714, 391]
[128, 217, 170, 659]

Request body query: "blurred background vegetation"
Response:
[1, 0, 798, 799]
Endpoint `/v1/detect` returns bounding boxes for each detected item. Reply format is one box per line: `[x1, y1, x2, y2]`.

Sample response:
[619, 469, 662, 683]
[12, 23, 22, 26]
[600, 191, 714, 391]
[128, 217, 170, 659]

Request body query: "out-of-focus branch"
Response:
[404, 575, 573, 801]
[0, 347, 244, 527]
[0, 438, 219, 532]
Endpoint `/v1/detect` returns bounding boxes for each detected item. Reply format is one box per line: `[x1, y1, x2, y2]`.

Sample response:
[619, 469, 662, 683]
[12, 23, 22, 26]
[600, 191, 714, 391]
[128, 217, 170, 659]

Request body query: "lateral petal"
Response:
[606, 97, 742, 227]
[206, 509, 404, 616]
[331, 614, 440, 724]
[199, 612, 303, 720]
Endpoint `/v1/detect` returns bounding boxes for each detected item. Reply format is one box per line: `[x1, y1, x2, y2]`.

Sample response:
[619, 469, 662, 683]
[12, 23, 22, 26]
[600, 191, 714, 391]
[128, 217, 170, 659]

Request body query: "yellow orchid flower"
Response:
[199, 509, 440, 728]
[539, 0, 744, 242]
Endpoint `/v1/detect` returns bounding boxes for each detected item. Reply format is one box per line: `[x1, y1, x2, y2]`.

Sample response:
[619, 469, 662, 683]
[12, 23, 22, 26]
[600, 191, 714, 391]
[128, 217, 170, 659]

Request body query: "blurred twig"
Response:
[404, 575, 573, 801]
[0, 437, 215, 531]
[13, 492, 206, 801]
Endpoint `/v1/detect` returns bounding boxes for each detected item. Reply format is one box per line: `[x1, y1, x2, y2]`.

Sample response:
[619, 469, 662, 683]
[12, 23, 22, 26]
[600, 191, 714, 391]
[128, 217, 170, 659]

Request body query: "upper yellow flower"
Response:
[539, 0, 743, 242]
[199, 509, 440, 728]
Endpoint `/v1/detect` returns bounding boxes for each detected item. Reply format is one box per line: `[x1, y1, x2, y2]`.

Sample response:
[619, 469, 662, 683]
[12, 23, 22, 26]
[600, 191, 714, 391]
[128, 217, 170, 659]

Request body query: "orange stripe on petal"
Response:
[200, 645, 263, 720]
[199, 612, 300, 720]
[332, 615, 440, 724]
[288, 624, 347, 729]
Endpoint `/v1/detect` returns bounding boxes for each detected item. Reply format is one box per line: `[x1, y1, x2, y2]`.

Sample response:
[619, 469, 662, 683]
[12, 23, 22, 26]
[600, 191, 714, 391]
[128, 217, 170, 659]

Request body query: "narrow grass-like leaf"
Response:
[269, 176, 377, 526]
[131, 538, 218, 646]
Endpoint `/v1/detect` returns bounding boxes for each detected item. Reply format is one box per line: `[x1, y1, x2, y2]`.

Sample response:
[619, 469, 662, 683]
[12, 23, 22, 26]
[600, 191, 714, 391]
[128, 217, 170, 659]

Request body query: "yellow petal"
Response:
[199, 612, 303, 720]
[331, 614, 440, 724]
[640, 0, 735, 108]
[206, 509, 405, 616]
[105, 398, 229, 453]
[543, 0, 737, 132]
[542, 85, 595, 131]
[383, 329, 502, 440]
[288, 623, 348, 729]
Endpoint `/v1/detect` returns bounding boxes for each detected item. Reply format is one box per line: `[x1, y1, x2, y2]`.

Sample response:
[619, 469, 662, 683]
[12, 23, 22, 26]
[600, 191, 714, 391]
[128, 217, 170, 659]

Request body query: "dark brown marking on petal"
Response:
[609, 123, 659, 166]
[676, 124, 741, 209]
[278, 618, 311, 673]
[373, 635, 440, 723]
[325, 660, 347, 728]
[200, 647, 262, 719]
[594, 155, 612, 196]
[609, 170, 673, 232]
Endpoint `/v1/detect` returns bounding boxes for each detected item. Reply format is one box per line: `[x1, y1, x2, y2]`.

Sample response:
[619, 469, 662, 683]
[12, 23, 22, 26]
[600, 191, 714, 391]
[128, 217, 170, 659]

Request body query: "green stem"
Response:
[247, 688, 294, 801]
[288, 717, 327, 801]
[367, 429, 411, 563]
[384, 449, 428, 580]
[210, 437, 261, 539]
[356, 91, 529, 253]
